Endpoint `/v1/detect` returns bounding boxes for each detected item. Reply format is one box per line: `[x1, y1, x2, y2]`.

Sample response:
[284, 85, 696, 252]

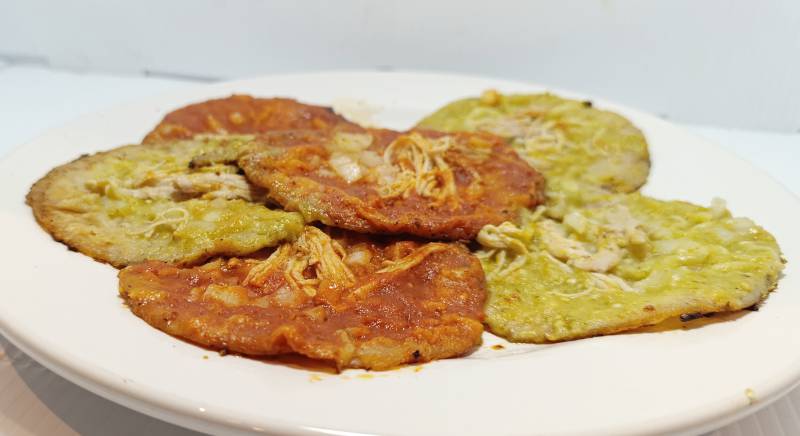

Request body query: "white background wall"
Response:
[1, 0, 798, 132]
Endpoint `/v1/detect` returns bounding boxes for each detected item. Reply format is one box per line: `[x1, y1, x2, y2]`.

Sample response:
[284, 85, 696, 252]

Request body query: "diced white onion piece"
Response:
[329, 152, 363, 183]
[359, 150, 383, 168]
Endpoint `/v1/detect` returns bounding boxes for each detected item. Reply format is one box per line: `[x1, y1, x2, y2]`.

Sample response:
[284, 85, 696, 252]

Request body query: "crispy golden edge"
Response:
[27, 148, 130, 268]
[488, 289, 775, 344]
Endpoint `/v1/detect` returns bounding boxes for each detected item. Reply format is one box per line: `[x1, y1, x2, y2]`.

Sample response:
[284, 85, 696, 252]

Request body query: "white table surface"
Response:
[0, 65, 798, 436]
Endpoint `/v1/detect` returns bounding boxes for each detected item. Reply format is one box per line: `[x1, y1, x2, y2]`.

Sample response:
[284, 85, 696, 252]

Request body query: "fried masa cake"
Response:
[143, 95, 358, 143]
[238, 128, 545, 240]
[416, 91, 650, 218]
[119, 226, 487, 370]
[476, 194, 784, 343]
[27, 136, 304, 268]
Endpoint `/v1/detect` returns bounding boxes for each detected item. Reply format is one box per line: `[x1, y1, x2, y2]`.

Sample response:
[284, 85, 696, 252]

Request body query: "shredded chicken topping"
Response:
[477, 222, 531, 280]
[170, 172, 254, 200]
[87, 171, 255, 201]
[244, 227, 355, 297]
[324, 131, 491, 209]
[377, 244, 448, 273]
[477, 203, 651, 282]
[539, 220, 624, 273]
[478, 115, 567, 171]
[476, 208, 545, 279]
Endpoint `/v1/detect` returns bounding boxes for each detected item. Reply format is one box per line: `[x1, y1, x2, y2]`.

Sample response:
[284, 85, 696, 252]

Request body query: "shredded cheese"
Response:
[127, 207, 189, 238]
[550, 289, 593, 299]
[378, 133, 458, 205]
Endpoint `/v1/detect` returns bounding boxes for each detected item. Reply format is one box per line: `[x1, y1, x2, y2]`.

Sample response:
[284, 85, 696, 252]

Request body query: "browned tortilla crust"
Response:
[120, 231, 486, 370]
[28, 152, 93, 249]
[240, 129, 545, 240]
[143, 95, 357, 143]
[26, 140, 303, 268]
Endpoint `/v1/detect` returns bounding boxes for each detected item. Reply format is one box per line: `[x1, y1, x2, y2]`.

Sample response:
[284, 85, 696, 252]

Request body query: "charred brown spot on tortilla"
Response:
[679, 312, 704, 322]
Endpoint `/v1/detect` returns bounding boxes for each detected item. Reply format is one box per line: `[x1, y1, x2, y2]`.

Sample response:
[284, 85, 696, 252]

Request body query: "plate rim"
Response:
[1, 69, 798, 436]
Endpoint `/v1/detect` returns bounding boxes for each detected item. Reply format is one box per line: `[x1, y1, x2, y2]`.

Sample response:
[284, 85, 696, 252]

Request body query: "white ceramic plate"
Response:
[0, 72, 798, 436]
